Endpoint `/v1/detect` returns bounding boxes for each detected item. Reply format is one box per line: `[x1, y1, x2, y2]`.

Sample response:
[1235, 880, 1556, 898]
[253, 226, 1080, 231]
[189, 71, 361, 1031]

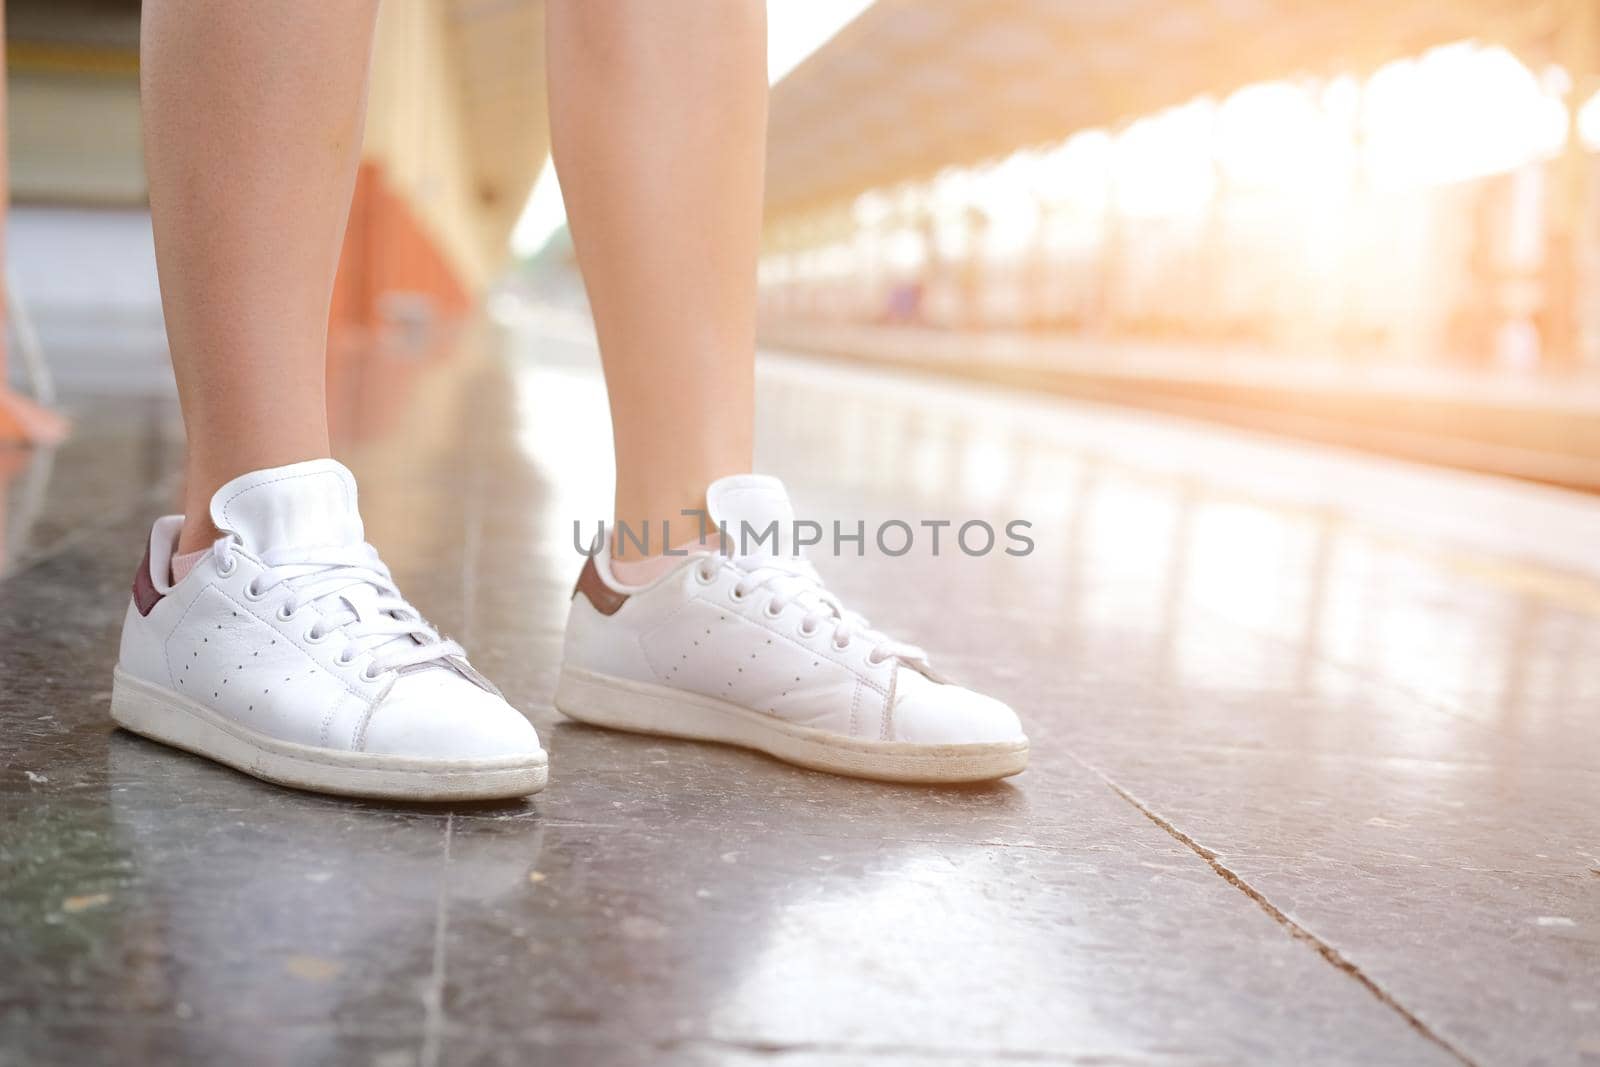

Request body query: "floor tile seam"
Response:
[1069, 752, 1480, 1067]
[418, 813, 454, 1067]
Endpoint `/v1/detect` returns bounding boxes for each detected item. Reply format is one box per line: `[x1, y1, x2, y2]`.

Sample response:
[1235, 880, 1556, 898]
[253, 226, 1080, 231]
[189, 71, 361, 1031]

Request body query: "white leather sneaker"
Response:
[111, 459, 547, 801]
[555, 475, 1028, 783]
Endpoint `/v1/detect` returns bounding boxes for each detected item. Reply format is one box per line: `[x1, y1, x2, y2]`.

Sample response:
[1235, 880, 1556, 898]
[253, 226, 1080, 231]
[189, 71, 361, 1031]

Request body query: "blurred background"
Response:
[3, 0, 1600, 488]
[8, 7, 1600, 1063]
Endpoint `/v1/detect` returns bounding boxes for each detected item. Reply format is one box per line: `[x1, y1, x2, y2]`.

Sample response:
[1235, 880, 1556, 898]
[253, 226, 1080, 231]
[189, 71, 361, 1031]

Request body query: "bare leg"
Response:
[141, 1, 379, 553]
[546, 0, 766, 557]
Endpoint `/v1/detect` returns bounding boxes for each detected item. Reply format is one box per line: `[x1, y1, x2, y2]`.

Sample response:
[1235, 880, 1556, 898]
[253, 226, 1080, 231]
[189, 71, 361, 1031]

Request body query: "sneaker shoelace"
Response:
[702, 552, 928, 667]
[215, 536, 462, 679]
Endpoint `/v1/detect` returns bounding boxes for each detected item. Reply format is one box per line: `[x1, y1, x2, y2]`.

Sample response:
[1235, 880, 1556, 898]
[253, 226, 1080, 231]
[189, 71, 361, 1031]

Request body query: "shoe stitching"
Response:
[744, 611, 889, 697]
[644, 603, 890, 701]
[721, 579, 895, 695]
[639, 628, 677, 683]
[166, 583, 375, 746]
[350, 668, 404, 752]
[218, 582, 374, 706]
[218, 468, 351, 533]
[639, 588, 715, 682]
[161, 588, 212, 691]
[881, 665, 900, 741]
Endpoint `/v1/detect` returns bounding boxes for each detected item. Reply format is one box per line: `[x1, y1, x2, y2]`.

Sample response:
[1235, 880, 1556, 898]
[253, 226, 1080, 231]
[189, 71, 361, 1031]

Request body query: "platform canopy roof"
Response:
[764, 0, 1582, 216]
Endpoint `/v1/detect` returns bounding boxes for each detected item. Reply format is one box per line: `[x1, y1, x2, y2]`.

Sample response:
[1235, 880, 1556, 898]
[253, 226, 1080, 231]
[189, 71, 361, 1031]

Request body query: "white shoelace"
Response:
[215, 536, 462, 679]
[704, 553, 928, 667]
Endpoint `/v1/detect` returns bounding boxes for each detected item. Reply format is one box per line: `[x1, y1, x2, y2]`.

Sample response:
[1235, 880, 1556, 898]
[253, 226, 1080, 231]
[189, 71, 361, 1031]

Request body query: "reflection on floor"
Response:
[2, 310, 1598, 1065]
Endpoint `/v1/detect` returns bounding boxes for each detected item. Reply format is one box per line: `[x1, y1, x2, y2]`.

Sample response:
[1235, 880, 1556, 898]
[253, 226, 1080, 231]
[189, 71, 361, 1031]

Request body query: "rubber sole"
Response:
[554, 665, 1028, 784]
[110, 667, 548, 802]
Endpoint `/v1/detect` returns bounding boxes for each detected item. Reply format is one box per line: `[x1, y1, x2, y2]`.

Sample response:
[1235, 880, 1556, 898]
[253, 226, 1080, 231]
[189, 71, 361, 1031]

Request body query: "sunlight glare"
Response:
[511, 0, 880, 260]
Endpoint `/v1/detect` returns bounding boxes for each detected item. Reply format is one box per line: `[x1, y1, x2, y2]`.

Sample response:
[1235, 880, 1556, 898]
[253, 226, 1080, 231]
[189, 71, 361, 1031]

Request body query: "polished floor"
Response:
[3, 307, 1599, 1066]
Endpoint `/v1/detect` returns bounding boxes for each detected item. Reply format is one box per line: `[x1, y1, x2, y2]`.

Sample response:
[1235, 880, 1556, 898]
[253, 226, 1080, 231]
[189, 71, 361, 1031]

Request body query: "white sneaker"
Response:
[111, 459, 547, 801]
[555, 475, 1028, 783]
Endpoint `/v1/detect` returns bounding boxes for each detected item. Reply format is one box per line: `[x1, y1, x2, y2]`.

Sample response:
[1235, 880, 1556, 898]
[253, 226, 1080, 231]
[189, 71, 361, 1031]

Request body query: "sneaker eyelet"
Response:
[833, 636, 851, 651]
[337, 650, 356, 666]
[215, 556, 236, 578]
[798, 620, 818, 638]
[763, 601, 783, 619]
[304, 627, 327, 644]
[275, 603, 294, 621]
[694, 562, 718, 585]
[244, 580, 267, 601]
[361, 665, 382, 682]
[729, 587, 746, 603]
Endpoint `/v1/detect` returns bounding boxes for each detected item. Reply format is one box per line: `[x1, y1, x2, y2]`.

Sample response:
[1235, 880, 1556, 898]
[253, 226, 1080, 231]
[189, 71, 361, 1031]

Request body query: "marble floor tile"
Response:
[5, 319, 1599, 1064]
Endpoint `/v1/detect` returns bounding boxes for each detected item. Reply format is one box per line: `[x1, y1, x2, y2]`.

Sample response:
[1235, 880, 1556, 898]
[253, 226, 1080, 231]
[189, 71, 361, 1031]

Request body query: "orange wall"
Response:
[330, 161, 473, 336]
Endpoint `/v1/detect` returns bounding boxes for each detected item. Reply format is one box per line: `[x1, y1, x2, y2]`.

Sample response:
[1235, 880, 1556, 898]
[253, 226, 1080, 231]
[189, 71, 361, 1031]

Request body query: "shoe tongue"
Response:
[705, 474, 796, 557]
[209, 459, 364, 554]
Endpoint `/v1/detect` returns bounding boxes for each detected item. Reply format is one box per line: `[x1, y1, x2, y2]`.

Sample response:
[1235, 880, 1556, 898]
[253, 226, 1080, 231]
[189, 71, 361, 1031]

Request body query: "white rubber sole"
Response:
[110, 667, 548, 802]
[554, 665, 1028, 784]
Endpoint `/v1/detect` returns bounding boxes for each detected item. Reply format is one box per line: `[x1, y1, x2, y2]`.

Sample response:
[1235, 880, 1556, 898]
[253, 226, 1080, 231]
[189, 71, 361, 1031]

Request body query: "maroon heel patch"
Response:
[132, 541, 165, 616]
[572, 557, 628, 616]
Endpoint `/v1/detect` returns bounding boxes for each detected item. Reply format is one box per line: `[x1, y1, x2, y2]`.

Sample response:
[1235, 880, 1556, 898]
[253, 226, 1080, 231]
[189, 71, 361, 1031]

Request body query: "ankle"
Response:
[609, 495, 713, 562]
[175, 516, 223, 556]
[177, 443, 334, 555]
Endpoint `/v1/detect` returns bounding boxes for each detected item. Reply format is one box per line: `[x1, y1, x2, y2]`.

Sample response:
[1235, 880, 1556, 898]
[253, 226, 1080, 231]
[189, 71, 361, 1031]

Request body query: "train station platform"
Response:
[762, 319, 1600, 493]
[2, 308, 1598, 1064]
